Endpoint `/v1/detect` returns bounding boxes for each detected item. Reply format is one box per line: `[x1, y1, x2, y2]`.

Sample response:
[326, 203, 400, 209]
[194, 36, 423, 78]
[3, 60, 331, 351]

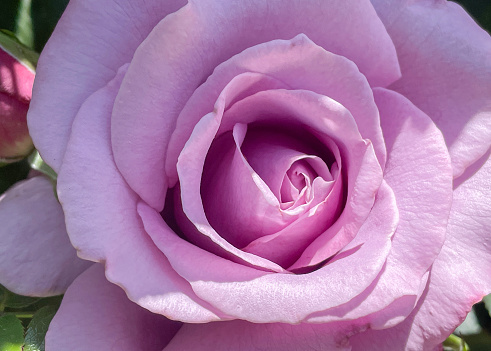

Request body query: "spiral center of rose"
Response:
[182, 122, 344, 268]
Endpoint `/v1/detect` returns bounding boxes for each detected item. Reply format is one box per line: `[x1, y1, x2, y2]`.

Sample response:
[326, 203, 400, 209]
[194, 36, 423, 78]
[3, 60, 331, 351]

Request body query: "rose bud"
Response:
[0, 32, 36, 164]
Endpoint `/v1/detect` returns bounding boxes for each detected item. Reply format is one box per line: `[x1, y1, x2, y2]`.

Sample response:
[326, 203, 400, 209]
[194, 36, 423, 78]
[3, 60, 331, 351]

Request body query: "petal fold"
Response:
[46, 264, 181, 351]
[350, 153, 491, 350]
[371, 0, 491, 178]
[164, 320, 351, 351]
[27, 0, 187, 170]
[58, 67, 221, 322]
[167, 34, 388, 191]
[113, 0, 400, 209]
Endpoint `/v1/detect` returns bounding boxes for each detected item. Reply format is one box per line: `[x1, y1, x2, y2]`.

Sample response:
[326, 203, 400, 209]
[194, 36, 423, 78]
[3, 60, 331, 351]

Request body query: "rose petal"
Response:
[201, 123, 296, 248]
[177, 77, 382, 271]
[371, 0, 491, 178]
[27, 0, 187, 171]
[113, 0, 400, 209]
[46, 264, 182, 351]
[198, 122, 341, 267]
[0, 47, 34, 102]
[0, 176, 90, 296]
[139, 180, 396, 323]
[176, 73, 287, 273]
[308, 88, 453, 327]
[216, 88, 384, 269]
[163, 320, 350, 351]
[238, 125, 335, 206]
[238, 133, 343, 267]
[349, 153, 491, 350]
[167, 34, 389, 191]
[57, 66, 221, 322]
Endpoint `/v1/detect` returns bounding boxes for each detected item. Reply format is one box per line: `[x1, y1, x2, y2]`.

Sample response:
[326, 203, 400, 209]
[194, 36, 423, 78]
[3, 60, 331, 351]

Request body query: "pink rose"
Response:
[0, 34, 35, 163]
[4, 0, 490, 350]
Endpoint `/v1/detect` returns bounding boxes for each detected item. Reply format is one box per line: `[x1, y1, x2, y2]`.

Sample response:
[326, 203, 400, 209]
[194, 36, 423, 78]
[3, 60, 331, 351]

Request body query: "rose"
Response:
[0, 33, 35, 163]
[1, 0, 489, 350]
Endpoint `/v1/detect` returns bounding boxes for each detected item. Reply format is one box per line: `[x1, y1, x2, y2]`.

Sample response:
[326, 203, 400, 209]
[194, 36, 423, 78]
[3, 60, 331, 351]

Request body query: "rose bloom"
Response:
[1, 0, 491, 350]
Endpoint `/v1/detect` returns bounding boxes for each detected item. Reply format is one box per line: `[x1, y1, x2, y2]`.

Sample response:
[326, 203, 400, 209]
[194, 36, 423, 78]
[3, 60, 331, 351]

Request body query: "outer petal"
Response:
[27, 0, 187, 171]
[166, 34, 388, 191]
[0, 176, 90, 296]
[371, 0, 491, 178]
[112, 0, 400, 209]
[309, 88, 453, 327]
[164, 320, 351, 351]
[46, 264, 182, 351]
[57, 67, 221, 322]
[139, 179, 395, 324]
[350, 153, 491, 350]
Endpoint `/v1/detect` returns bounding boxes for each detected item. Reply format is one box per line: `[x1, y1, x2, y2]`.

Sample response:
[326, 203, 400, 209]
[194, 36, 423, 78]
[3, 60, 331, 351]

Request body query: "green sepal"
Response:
[443, 334, 470, 351]
[0, 29, 38, 72]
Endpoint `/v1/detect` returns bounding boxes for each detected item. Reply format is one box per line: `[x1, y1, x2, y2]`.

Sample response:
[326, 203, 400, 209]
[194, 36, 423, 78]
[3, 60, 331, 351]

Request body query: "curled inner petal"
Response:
[198, 122, 343, 267]
[174, 70, 381, 272]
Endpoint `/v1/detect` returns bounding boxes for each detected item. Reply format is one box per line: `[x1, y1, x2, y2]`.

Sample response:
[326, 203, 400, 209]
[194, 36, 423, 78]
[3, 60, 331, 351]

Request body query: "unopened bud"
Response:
[0, 31, 37, 164]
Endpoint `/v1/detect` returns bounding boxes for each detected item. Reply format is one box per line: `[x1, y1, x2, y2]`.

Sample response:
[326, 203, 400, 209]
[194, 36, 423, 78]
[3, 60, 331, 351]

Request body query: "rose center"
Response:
[196, 123, 340, 251]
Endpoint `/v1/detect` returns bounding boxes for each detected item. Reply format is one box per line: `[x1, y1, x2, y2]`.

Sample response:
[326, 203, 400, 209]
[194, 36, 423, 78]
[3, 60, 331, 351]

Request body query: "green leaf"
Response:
[443, 334, 470, 351]
[0, 29, 38, 72]
[0, 315, 24, 351]
[0, 285, 39, 310]
[0, 159, 30, 194]
[23, 305, 57, 351]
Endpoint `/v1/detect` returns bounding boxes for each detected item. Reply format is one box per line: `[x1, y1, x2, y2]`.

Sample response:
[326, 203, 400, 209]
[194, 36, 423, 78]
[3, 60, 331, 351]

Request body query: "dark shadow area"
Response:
[0, 1, 19, 32]
[0, 159, 30, 193]
[31, 0, 69, 52]
[0, 0, 69, 52]
[454, 0, 491, 33]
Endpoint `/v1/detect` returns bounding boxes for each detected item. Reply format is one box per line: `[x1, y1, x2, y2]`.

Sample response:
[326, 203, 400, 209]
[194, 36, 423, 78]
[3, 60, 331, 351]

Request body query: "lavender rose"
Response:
[3, 0, 490, 350]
